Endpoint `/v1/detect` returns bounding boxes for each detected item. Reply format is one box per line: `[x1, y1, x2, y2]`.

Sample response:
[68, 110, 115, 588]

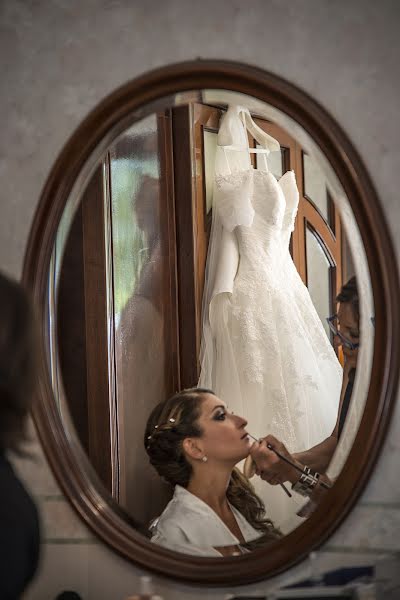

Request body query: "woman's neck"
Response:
[187, 464, 233, 514]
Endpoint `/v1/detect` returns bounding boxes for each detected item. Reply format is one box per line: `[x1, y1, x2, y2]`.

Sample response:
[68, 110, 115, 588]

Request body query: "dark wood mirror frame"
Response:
[22, 60, 400, 586]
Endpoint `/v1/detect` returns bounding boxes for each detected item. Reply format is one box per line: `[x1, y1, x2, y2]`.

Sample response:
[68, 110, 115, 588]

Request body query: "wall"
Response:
[1, 1, 400, 598]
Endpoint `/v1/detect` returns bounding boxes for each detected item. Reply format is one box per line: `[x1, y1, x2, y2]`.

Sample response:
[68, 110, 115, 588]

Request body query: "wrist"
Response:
[291, 465, 321, 497]
[286, 460, 304, 484]
[292, 451, 306, 467]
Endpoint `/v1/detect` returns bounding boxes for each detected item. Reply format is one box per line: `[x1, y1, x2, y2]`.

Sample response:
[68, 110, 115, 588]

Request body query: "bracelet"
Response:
[291, 466, 320, 497]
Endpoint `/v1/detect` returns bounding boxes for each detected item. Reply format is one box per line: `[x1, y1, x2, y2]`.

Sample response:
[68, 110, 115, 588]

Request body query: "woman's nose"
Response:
[233, 414, 247, 428]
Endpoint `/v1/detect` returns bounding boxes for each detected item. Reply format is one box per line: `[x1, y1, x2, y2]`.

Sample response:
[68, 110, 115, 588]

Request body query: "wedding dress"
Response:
[198, 105, 342, 531]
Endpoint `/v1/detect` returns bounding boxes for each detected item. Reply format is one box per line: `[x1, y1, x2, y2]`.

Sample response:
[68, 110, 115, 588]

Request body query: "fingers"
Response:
[249, 434, 296, 486]
[264, 473, 282, 485]
[250, 438, 276, 458]
[249, 440, 261, 452]
[258, 434, 281, 447]
[269, 475, 282, 485]
[250, 439, 279, 474]
[257, 470, 281, 485]
[266, 434, 288, 454]
[260, 434, 289, 454]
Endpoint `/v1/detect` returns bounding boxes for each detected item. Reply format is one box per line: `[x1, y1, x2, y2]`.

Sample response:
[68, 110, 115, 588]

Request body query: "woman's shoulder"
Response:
[150, 487, 190, 544]
[155, 486, 206, 523]
[152, 486, 214, 538]
[151, 486, 225, 556]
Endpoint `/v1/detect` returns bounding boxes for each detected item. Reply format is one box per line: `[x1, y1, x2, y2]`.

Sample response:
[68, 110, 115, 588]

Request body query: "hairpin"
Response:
[146, 417, 178, 447]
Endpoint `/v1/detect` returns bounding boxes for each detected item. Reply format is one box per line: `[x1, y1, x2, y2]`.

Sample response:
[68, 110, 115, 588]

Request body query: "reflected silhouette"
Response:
[115, 174, 170, 523]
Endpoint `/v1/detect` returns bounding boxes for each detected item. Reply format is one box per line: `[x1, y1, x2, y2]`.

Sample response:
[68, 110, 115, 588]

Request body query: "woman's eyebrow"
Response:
[211, 404, 226, 414]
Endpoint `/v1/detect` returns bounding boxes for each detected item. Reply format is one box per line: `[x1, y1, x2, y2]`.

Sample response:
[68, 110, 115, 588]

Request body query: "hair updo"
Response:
[144, 387, 282, 539]
[144, 387, 209, 488]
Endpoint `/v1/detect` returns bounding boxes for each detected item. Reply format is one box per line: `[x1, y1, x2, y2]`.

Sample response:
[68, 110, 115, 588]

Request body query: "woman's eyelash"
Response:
[214, 411, 226, 420]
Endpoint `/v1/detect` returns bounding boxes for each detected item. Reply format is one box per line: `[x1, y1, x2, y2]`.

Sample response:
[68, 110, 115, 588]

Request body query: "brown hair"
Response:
[144, 388, 281, 539]
[336, 276, 359, 324]
[0, 272, 38, 453]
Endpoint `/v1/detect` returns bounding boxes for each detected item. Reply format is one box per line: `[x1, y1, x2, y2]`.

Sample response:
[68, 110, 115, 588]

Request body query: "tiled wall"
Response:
[1, 1, 400, 598]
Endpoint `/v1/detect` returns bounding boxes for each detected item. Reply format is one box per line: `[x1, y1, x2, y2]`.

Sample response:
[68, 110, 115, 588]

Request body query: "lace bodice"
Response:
[212, 162, 339, 401]
[215, 167, 299, 266]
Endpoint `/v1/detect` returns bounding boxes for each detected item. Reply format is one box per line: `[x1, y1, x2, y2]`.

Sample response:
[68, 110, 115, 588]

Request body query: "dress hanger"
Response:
[241, 108, 280, 154]
[217, 105, 280, 155]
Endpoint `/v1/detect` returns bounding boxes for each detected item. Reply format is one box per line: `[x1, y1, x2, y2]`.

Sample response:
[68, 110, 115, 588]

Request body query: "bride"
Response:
[144, 387, 281, 556]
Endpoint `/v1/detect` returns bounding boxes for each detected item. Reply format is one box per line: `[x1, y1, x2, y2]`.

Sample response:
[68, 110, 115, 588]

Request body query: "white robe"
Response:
[150, 485, 262, 556]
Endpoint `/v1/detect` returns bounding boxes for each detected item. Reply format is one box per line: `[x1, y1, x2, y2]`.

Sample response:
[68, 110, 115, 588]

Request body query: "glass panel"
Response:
[303, 153, 329, 222]
[256, 145, 285, 179]
[110, 115, 171, 521]
[203, 129, 217, 213]
[306, 226, 332, 338]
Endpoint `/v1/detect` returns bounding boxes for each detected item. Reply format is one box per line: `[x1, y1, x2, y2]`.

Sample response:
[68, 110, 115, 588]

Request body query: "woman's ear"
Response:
[182, 437, 205, 461]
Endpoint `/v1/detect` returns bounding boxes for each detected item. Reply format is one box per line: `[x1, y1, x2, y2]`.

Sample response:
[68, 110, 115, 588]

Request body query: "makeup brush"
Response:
[244, 433, 332, 491]
[265, 442, 332, 491]
[244, 434, 292, 497]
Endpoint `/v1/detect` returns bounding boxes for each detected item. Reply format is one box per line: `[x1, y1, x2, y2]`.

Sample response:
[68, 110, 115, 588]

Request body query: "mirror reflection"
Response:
[46, 90, 373, 557]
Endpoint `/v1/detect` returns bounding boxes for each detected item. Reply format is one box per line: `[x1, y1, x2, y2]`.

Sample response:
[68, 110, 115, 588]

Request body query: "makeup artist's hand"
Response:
[250, 435, 302, 485]
[296, 473, 334, 517]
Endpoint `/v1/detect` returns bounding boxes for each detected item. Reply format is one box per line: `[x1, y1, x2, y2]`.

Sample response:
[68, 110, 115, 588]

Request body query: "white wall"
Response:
[1, 1, 400, 598]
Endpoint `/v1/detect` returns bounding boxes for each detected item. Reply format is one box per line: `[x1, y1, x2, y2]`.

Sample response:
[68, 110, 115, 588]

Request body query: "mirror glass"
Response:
[45, 89, 374, 558]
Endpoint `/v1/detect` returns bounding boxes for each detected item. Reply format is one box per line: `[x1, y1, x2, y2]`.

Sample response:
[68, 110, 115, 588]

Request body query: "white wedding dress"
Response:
[199, 105, 342, 532]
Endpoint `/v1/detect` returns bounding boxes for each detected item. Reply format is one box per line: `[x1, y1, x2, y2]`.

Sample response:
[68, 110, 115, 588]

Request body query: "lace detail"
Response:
[203, 167, 341, 449]
[215, 169, 287, 231]
[214, 169, 255, 232]
[280, 170, 299, 232]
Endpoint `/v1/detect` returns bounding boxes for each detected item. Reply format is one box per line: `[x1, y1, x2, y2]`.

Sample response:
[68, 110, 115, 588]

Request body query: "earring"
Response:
[202, 456, 208, 463]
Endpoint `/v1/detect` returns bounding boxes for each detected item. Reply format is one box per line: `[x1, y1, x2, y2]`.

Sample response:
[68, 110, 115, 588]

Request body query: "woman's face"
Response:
[133, 176, 160, 234]
[337, 302, 359, 369]
[191, 394, 252, 465]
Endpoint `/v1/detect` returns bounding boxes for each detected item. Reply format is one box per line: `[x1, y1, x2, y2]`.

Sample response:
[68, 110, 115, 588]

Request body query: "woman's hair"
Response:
[144, 388, 281, 539]
[0, 272, 38, 453]
[336, 276, 359, 324]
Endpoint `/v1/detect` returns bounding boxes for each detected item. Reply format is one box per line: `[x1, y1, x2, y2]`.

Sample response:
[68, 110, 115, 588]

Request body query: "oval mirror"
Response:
[23, 61, 399, 585]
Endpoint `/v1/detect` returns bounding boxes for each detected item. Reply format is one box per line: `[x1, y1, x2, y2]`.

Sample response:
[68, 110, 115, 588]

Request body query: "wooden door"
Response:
[171, 103, 224, 387]
[57, 165, 114, 493]
[107, 114, 178, 519]
[56, 113, 180, 524]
